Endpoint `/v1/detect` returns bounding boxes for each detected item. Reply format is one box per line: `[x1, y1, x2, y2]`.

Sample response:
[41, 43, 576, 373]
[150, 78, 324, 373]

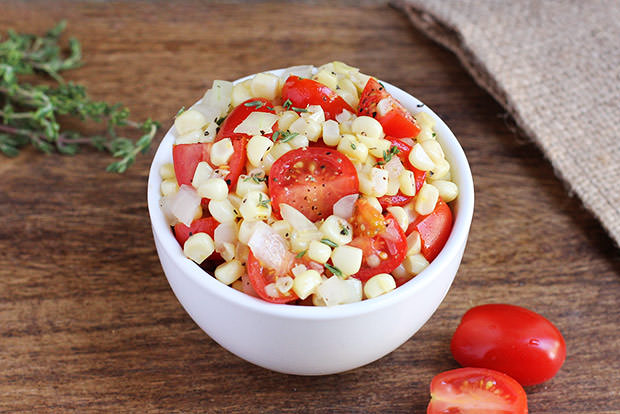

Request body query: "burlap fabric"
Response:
[393, 0, 620, 246]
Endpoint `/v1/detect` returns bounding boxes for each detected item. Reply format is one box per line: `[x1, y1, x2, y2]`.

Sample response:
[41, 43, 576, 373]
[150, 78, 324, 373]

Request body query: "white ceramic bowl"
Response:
[147, 69, 474, 375]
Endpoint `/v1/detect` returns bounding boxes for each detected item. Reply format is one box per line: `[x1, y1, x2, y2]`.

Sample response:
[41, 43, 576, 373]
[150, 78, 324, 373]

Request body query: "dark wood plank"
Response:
[1, 1, 618, 413]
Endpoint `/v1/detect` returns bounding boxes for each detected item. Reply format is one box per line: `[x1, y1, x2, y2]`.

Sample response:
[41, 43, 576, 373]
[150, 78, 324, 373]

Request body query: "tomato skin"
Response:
[216, 97, 276, 141]
[174, 217, 222, 262]
[408, 199, 453, 262]
[349, 214, 407, 282]
[451, 304, 566, 386]
[246, 250, 298, 304]
[427, 368, 528, 414]
[269, 147, 359, 222]
[358, 78, 421, 138]
[172, 143, 211, 186]
[281, 76, 354, 120]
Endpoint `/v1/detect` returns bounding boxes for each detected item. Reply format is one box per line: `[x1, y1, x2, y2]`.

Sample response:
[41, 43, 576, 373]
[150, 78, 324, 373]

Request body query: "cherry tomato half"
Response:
[216, 97, 276, 141]
[451, 304, 567, 386]
[408, 199, 453, 262]
[173, 217, 222, 262]
[172, 142, 211, 187]
[427, 367, 528, 414]
[281, 76, 354, 120]
[269, 147, 359, 222]
[358, 78, 421, 138]
[246, 250, 298, 304]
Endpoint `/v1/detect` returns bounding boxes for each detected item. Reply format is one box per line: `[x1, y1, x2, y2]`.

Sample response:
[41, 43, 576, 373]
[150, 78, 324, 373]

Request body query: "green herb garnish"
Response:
[320, 238, 337, 248]
[291, 106, 308, 113]
[244, 100, 265, 108]
[376, 146, 400, 166]
[295, 250, 306, 259]
[243, 172, 267, 184]
[215, 116, 226, 126]
[175, 107, 186, 118]
[350, 142, 356, 150]
[283, 99, 293, 109]
[325, 263, 343, 277]
[257, 193, 270, 208]
[0, 21, 159, 172]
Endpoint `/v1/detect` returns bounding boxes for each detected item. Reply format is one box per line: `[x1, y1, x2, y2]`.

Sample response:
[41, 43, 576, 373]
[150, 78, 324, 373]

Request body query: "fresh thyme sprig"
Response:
[0, 21, 159, 172]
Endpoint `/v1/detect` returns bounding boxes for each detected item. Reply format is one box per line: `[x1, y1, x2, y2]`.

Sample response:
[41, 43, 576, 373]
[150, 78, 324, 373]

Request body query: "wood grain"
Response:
[1, 1, 618, 413]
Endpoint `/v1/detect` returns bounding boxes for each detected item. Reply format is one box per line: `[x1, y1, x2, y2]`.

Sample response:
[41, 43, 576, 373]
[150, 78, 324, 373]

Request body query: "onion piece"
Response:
[280, 203, 317, 232]
[384, 156, 404, 179]
[333, 194, 359, 219]
[401, 137, 415, 147]
[168, 184, 201, 226]
[214, 222, 237, 248]
[160, 194, 178, 226]
[248, 222, 292, 273]
[280, 65, 314, 81]
[192, 80, 233, 124]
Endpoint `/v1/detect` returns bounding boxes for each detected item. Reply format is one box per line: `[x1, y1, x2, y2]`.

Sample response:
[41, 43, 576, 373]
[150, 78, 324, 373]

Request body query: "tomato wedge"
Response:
[247, 250, 298, 304]
[349, 214, 407, 282]
[408, 199, 453, 262]
[172, 142, 211, 187]
[358, 78, 421, 138]
[269, 147, 359, 222]
[216, 97, 276, 141]
[451, 304, 567, 386]
[281, 76, 354, 120]
[427, 368, 528, 414]
[174, 217, 222, 262]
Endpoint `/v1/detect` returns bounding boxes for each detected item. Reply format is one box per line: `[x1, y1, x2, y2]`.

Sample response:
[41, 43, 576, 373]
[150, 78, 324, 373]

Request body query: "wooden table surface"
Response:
[1, 1, 619, 412]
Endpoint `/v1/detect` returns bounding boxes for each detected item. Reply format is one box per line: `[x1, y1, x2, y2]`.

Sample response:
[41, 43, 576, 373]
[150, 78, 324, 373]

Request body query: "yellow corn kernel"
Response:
[303, 105, 326, 124]
[289, 117, 322, 142]
[175, 109, 207, 136]
[368, 138, 392, 159]
[337, 134, 368, 163]
[160, 179, 179, 196]
[429, 158, 451, 181]
[231, 280, 244, 292]
[289, 228, 322, 253]
[197, 177, 228, 201]
[406, 230, 421, 256]
[322, 120, 341, 146]
[415, 183, 439, 215]
[237, 219, 260, 245]
[159, 163, 176, 180]
[191, 161, 214, 189]
[293, 269, 322, 300]
[386, 206, 409, 232]
[278, 110, 300, 131]
[399, 170, 416, 196]
[271, 220, 292, 239]
[432, 180, 459, 202]
[276, 276, 294, 295]
[183, 233, 215, 264]
[414, 111, 436, 130]
[218, 241, 236, 262]
[421, 140, 445, 164]
[250, 73, 280, 100]
[307, 240, 332, 264]
[363, 196, 383, 213]
[208, 198, 238, 223]
[338, 78, 358, 99]
[314, 69, 339, 90]
[175, 130, 202, 145]
[352, 116, 383, 141]
[269, 142, 294, 160]
[247, 135, 273, 167]
[331, 245, 363, 276]
[363, 273, 396, 299]
[228, 193, 243, 209]
[403, 253, 429, 275]
[337, 89, 358, 108]
[214, 259, 244, 285]
[239, 190, 271, 221]
[231, 80, 253, 107]
[236, 174, 268, 197]
[209, 138, 234, 166]
[408, 143, 435, 171]
[319, 215, 353, 246]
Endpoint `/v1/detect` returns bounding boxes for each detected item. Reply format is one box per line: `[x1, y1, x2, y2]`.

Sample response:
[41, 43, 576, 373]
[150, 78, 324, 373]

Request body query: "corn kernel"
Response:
[403, 253, 429, 275]
[235, 243, 250, 263]
[415, 183, 439, 215]
[175, 130, 202, 145]
[270, 142, 294, 160]
[231, 80, 253, 107]
[337, 134, 368, 163]
[408, 143, 435, 171]
[429, 158, 451, 181]
[214, 259, 244, 285]
[247, 135, 273, 167]
[231, 280, 244, 292]
[432, 180, 459, 202]
[319, 215, 353, 246]
[363, 196, 383, 213]
[278, 110, 300, 131]
[239, 190, 271, 221]
[307, 240, 332, 264]
[159, 163, 176, 180]
[322, 120, 341, 146]
[289, 117, 322, 142]
[352, 116, 383, 141]
[276, 276, 294, 294]
[331, 245, 363, 276]
[160, 179, 179, 196]
[238, 219, 260, 244]
[414, 111, 436, 130]
[197, 177, 228, 201]
[313, 69, 339, 90]
[293, 269, 322, 300]
[183, 233, 214, 264]
[337, 89, 358, 108]
[218, 242, 236, 262]
[416, 128, 434, 142]
[271, 220, 292, 239]
[387, 206, 409, 232]
[175, 109, 207, 136]
[210, 138, 234, 166]
[191, 161, 214, 189]
[421, 140, 445, 164]
[250, 73, 280, 100]
[399, 170, 416, 196]
[289, 228, 322, 252]
[208, 198, 238, 223]
[406, 230, 421, 256]
[303, 105, 326, 123]
[236, 173, 268, 197]
[364, 273, 396, 299]
[286, 134, 309, 149]
[368, 138, 392, 159]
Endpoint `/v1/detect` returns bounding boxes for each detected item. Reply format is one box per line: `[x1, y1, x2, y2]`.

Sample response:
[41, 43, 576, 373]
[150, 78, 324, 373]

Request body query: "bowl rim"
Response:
[147, 67, 474, 320]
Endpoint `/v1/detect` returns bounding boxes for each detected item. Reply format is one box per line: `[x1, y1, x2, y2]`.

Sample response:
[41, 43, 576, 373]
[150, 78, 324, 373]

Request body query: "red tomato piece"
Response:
[358, 78, 421, 138]
[427, 368, 528, 414]
[281, 76, 354, 120]
[220, 136, 247, 190]
[349, 214, 407, 282]
[377, 137, 426, 209]
[408, 199, 452, 262]
[451, 304, 567, 386]
[216, 97, 276, 141]
[269, 147, 359, 222]
[246, 250, 298, 304]
[172, 143, 211, 186]
[173, 217, 222, 262]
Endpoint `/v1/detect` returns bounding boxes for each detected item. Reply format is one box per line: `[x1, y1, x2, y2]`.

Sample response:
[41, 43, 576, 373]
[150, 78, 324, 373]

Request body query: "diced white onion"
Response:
[280, 203, 317, 231]
[168, 185, 201, 226]
[192, 80, 233, 124]
[280, 65, 314, 81]
[233, 112, 279, 136]
[248, 222, 291, 273]
[159, 194, 178, 226]
[213, 222, 237, 248]
[333, 194, 359, 219]
[335, 109, 355, 123]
